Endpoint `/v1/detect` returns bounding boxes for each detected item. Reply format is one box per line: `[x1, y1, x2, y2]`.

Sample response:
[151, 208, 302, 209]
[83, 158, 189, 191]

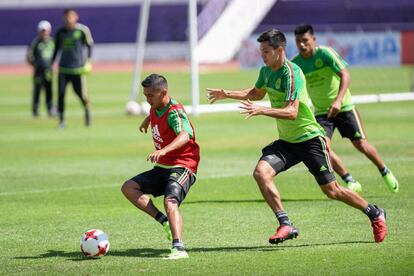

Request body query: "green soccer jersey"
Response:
[255, 60, 325, 143]
[155, 99, 194, 138]
[292, 46, 353, 115]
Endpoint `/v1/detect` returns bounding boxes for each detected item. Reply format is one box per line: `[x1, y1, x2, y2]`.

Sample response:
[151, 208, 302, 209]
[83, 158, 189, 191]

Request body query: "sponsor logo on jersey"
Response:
[152, 125, 164, 145]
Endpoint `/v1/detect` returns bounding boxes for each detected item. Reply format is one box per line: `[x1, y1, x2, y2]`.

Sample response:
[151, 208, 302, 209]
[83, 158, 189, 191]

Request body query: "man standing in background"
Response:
[52, 8, 93, 129]
[26, 20, 55, 117]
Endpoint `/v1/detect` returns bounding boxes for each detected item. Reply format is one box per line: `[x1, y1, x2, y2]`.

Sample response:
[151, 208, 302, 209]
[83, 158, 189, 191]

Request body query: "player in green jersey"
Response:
[207, 29, 387, 244]
[52, 9, 93, 129]
[292, 24, 398, 193]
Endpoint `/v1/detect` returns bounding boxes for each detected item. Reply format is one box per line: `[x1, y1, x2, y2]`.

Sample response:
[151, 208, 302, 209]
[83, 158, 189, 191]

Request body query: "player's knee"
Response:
[164, 182, 183, 206]
[253, 165, 268, 182]
[121, 180, 138, 196]
[164, 196, 179, 213]
[321, 183, 341, 200]
[352, 139, 367, 152]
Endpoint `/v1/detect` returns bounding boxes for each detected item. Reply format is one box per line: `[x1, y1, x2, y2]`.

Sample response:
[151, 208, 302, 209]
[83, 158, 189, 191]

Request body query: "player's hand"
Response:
[81, 59, 92, 75]
[139, 117, 150, 133]
[206, 88, 226, 104]
[239, 99, 264, 119]
[328, 100, 341, 118]
[147, 149, 166, 163]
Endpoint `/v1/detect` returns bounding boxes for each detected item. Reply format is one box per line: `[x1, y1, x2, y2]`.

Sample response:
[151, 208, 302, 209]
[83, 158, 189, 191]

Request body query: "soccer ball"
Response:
[125, 100, 142, 115]
[80, 229, 110, 257]
[140, 101, 151, 115]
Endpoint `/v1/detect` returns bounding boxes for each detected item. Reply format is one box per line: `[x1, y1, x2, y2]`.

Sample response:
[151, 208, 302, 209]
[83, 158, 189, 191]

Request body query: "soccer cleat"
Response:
[163, 247, 189, 260]
[162, 221, 172, 241]
[269, 224, 299, 244]
[346, 181, 362, 193]
[371, 207, 387, 243]
[382, 171, 399, 193]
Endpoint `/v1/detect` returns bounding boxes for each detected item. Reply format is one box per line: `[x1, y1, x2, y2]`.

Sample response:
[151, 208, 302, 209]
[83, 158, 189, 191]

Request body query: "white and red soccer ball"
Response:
[80, 229, 110, 257]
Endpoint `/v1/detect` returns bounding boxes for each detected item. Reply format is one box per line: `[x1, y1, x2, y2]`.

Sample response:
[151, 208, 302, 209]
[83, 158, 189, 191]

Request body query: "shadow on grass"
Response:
[185, 198, 330, 205]
[188, 240, 373, 253]
[14, 240, 373, 261]
[15, 241, 374, 262]
[14, 248, 167, 261]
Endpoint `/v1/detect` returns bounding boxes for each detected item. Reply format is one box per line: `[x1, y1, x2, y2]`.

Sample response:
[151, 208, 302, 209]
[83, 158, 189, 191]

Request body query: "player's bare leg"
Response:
[121, 180, 172, 241]
[320, 181, 367, 209]
[164, 197, 188, 259]
[253, 160, 283, 212]
[253, 160, 298, 244]
[352, 139, 398, 192]
[326, 137, 362, 192]
[352, 139, 384, 169]
[320, 181, 387, 242]
[121, 180, 160, 216]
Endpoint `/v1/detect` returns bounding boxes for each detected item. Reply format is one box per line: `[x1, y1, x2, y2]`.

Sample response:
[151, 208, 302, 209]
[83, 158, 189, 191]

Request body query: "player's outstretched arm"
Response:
[239, 99, 298, 120]
[206, 87, 266, 104]
[139, 116, 150, 133]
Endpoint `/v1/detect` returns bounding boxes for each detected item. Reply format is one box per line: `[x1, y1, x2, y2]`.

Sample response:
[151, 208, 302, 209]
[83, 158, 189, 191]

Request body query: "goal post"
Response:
[128, 0, 200, 115]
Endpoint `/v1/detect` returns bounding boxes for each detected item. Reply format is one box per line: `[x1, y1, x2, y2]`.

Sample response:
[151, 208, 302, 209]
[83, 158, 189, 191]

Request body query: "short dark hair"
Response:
[294, 24, 314, 35]
[141, 73, 168, 90]
[257, 29, 287, 49]
[63, 8, 77, 15]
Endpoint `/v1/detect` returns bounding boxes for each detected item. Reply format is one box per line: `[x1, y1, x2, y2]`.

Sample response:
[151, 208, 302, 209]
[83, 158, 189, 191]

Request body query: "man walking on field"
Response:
[292, 24, 399, 194]
[207, 29, 387, 244]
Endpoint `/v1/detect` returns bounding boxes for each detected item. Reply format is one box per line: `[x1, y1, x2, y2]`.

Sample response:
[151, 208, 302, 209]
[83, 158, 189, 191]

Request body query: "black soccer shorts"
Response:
[259, 136, 336, 185]
[130, 166, 196, 204]
[316, 108, 366, 140]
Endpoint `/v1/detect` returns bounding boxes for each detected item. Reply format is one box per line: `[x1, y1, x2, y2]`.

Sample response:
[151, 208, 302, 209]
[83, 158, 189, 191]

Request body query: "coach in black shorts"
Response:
[52, 8, 93, 129]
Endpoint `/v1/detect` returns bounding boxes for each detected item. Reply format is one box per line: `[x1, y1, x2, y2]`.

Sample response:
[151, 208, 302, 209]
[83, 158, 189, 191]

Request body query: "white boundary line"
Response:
[179, 92, 414, 114]
[2, 156, 411, 197]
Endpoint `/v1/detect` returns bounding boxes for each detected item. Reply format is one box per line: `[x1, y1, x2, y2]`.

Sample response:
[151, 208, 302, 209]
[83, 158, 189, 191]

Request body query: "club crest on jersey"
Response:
[315, 58, 324, 68]
[275, 79, 281, 90]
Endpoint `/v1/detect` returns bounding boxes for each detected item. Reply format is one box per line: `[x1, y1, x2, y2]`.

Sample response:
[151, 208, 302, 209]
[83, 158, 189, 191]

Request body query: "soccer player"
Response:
[121, 74, 200, 259]
[52, 8, 93, 129]
[26, 20, 55, 117]
[292, 24, 399, 193]
[207, 29, 387, 244]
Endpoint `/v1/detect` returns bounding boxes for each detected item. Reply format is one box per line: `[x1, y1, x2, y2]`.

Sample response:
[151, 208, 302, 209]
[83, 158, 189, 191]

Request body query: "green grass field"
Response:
[1, 67, 414, 275]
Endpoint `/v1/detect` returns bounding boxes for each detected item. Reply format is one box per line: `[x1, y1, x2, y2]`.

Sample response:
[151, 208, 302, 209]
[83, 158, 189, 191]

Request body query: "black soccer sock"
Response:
[275, 210, 291, 226]
[364, 204, 380, 220]
[341, 173, 356, 183]
[379, 166, 389, 176]
[172, 239, 185, 251]
[154, 212, 168, 225]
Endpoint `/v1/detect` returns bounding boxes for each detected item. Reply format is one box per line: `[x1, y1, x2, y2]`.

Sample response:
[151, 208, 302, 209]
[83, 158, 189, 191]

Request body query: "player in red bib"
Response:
[121, 74, 200, 260]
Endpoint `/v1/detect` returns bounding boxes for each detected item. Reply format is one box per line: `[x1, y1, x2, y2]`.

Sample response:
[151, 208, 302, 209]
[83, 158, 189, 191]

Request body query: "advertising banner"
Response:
[239, 31, 401, 67]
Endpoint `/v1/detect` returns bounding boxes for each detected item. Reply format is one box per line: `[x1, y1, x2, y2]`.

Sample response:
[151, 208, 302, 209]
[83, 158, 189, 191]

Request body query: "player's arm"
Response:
[206, 87, 266, 103]
[239, 99, 299, 120]
[139, 116, 150, 133]
[323, 47, 350, 118]
[147, 108, 193, 163]
[26, 43, 35, 66]
[51, 30, 61, 64]
[147, 131, 189, 163]
[328, 68, 350, 118]
[81, 25, 94, 59]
